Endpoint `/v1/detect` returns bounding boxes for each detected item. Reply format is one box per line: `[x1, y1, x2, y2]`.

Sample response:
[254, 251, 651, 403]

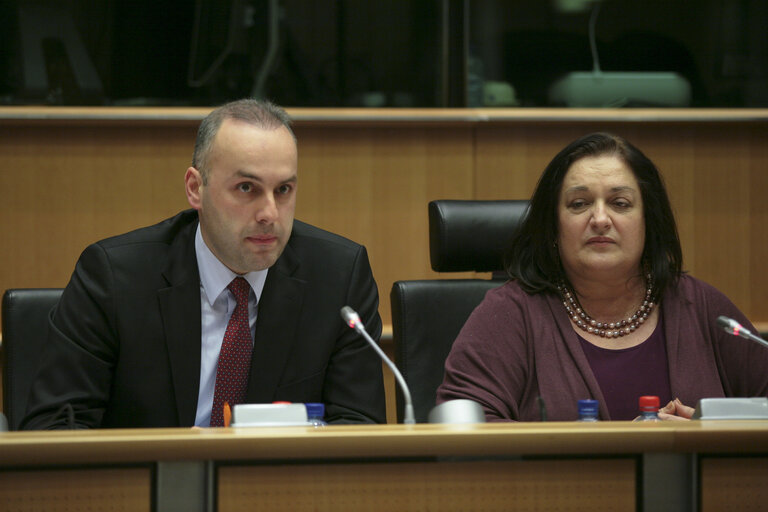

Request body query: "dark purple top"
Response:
[577, 314, 672, 420]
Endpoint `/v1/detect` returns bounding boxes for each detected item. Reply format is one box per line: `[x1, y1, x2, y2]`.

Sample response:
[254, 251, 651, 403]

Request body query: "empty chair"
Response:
[2, 288, 63, 430]
[390, 199, 528, 422]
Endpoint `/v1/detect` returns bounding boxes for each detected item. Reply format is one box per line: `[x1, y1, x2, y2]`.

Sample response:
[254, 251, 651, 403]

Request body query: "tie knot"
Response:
[227, 277, 250, 306]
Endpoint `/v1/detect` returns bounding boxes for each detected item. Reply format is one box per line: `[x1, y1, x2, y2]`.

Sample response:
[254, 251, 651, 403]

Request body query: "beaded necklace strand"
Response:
[558, 277, 656, 338]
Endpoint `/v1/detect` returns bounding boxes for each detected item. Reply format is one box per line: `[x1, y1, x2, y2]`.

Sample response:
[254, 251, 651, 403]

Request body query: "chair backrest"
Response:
[390, 199, 528, 422]
[2, 288, 63, 430]
[428, 199, 530, 273]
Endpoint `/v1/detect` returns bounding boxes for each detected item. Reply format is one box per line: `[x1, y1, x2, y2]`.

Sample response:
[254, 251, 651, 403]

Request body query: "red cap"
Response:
[639, 395, 660, 411]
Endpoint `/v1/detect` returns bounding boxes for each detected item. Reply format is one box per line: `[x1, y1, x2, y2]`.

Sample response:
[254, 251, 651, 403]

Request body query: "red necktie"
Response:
[210, 277, 253, 427]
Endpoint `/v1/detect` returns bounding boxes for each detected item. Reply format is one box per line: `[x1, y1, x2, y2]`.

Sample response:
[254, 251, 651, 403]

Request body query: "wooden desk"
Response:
[1, 421, 767, 512]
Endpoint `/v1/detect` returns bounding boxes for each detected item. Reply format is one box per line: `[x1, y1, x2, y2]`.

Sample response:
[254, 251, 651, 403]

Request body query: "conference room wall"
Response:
[1, 115, 767, 327]
[474, 121, 768, 328]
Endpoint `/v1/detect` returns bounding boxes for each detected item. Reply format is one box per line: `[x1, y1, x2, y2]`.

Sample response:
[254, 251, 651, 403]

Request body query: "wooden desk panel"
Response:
[0, 422, 766, 511]
[219, 459, 635, 512]
[0, 467, 151, 512]
[700, 457, 768, 512]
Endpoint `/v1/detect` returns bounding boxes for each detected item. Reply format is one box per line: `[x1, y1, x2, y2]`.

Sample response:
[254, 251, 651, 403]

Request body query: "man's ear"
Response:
[185, 167, 203, 210]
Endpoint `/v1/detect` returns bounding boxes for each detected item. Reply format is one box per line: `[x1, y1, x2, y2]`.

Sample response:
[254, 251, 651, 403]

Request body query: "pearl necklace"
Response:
[558, 278, 656, 338]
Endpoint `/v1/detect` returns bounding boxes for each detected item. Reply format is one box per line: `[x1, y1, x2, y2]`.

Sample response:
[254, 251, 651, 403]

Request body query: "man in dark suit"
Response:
[21, 99, 385, 429]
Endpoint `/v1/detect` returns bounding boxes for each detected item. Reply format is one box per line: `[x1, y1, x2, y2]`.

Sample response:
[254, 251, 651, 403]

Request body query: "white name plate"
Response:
[692, 397, 768, 420]
[231, 403, 310, 427]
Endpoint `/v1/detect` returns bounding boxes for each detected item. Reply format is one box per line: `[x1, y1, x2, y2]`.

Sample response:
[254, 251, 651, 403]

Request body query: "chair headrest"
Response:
[428, 199, 529, 273]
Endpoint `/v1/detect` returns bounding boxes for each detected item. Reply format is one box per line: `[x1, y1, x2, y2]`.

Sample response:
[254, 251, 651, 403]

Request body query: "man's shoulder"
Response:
[97, 210, 198, 251]
[289, 220, 364, 254]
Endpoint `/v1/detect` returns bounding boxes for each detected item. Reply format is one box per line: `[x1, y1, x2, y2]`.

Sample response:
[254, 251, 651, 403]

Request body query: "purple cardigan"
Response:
[436, 275, 768, 421]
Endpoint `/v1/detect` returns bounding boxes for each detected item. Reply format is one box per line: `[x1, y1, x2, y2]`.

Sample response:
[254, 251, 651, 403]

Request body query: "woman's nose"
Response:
[590, 202, 611, 230]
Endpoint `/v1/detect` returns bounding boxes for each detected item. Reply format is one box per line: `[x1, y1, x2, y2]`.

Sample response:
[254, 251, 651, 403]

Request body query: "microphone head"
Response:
[716, 315, 733, 331]
[715, 316, 768, 349]
[717, 315, 752, 339]
[340, 306, 361, 328]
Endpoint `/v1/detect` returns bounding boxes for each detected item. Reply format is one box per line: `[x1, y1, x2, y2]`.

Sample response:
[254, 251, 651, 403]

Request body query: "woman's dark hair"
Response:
[505, 132, 683, 298]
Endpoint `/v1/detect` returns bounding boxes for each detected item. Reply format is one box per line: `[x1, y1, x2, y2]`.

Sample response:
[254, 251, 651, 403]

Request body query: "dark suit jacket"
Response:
[22, 210, 385, 429]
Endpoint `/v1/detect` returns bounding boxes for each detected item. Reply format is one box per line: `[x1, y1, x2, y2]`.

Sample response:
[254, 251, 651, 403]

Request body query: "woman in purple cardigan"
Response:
[437, 132, 768, 421]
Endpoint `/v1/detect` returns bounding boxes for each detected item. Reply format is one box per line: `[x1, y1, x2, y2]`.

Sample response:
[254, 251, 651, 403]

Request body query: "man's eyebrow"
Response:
[234, 171, 298, 184]
[235, 170, 263, 182]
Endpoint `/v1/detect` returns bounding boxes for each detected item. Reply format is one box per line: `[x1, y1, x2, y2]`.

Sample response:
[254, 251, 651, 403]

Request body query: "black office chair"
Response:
[2, 288, 63, 430]
[390, 199, 529, 423]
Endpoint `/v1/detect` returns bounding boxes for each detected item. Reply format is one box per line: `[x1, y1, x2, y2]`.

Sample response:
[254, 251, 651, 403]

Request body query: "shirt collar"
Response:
[195, 224, 268, 306]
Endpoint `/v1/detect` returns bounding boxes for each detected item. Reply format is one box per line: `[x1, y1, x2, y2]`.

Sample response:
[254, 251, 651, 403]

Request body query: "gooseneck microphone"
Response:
[340, 306, 416, 424]
[717, 316, 768, 349]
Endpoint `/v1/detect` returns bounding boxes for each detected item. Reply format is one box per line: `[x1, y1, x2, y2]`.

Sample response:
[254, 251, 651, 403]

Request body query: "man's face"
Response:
[185, 119, 297, 274]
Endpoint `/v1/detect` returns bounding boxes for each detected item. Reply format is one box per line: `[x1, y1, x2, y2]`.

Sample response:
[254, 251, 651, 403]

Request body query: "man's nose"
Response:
[256, 194, 278, 223]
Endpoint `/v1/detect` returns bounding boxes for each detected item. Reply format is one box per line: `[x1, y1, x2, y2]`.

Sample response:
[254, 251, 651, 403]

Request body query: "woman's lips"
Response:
[587, 236, 614, 245]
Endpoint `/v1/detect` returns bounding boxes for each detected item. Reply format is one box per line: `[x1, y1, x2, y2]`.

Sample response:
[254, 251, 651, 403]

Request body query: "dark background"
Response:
[0, 0, 765, 107]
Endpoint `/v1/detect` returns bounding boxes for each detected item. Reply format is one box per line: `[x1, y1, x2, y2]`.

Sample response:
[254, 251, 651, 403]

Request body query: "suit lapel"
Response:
[245, 242, 306, 402]
[158, 219, 202, 426]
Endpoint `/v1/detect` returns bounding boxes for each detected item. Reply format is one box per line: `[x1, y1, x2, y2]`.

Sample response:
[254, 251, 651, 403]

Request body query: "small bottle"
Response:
[577, 399, 599, 422]
[305, 403, 328, 427]
[636, 396, 661, 422]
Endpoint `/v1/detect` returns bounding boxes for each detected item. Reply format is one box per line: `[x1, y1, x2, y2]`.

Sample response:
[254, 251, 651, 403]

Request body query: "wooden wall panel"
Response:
[1, 112, 767, 331]
[0, 122, 475, 329]
[474, 124, 582, 200]
[294, 124, 476, 318]
[474, 122, 768, 323]
[750, 126, 768, 320]
[0, 125, 192, 293]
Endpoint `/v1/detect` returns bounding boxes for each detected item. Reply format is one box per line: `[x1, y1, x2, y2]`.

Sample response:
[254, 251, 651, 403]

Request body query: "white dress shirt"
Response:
[193, 225, 268, 427]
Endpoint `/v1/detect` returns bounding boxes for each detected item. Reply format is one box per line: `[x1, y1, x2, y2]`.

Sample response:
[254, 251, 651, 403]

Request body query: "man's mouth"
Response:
[246, 235, 277, 245]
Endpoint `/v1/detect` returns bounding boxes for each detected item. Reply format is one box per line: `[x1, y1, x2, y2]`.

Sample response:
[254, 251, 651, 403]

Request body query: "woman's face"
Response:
[557, 154, 645, 283]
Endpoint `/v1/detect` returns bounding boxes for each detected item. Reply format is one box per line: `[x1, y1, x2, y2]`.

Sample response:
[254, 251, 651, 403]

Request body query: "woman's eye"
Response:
[569, 200, 587, 210]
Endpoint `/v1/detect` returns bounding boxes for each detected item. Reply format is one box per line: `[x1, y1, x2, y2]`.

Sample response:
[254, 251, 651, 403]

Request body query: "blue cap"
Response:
[578, 399, 599, 417]
[305, 402, 325, 419]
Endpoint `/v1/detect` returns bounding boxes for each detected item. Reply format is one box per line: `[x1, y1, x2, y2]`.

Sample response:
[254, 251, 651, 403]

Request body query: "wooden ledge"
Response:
[1, 107, 767, 126]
